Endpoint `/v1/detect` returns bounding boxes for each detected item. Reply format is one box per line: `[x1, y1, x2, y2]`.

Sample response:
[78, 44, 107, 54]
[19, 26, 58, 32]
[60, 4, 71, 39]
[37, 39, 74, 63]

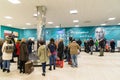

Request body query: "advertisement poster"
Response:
[4, 30, 12, 37]
[117, 40, 120, 47]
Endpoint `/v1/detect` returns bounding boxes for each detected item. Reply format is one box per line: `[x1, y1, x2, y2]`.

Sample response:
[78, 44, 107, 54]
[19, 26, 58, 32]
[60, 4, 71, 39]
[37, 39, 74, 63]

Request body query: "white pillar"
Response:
[36, 6, 47, 40]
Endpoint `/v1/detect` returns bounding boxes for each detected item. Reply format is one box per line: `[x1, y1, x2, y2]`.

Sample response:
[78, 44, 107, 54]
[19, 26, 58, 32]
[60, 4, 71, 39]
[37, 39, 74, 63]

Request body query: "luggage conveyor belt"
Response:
[29, 52, 50, 67]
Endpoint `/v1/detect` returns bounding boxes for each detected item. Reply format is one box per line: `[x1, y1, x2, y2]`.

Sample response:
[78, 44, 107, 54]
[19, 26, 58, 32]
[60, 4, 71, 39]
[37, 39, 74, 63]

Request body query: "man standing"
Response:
[89, 38, 94, 55]
[95, 27, 106, 56]
[76, 39, 82, 52]
[110, 39, 115, 52]
[68, 39, 80, 67]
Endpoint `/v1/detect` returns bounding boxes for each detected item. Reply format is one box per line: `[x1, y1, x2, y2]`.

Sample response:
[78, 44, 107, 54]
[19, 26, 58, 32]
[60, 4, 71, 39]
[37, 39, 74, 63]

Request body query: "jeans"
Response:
[71, 54, 78, 67]
[90, 46, 93, 54]
[49, 54, 56, 67]
[3, 60, 10, 70]
[42, 62, 46, 73]
[95, 46, 98, 51]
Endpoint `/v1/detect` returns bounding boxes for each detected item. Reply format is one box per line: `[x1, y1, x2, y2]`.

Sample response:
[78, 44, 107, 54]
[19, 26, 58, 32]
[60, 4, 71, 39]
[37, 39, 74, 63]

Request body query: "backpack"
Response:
[49, 44, 55, 53]
[5, 44, 14, 53]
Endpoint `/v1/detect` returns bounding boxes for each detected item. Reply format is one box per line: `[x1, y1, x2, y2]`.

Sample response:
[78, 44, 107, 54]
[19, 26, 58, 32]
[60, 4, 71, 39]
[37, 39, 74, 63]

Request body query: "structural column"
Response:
[36, 6, 47, 40]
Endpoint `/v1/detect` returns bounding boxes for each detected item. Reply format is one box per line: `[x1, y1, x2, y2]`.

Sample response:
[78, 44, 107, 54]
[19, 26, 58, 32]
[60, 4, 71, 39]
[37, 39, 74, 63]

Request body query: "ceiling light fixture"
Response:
[22, 28, 26, 29]
[33, 14, 37, 17]
[48, 22, 53, 24]
[26, 23, 31, 25]
[7, 24, 12, 26]
[56, 26, 59, 28]
[101, 24, 106, 26]
[118, 23, 120, 25]
[75, 25, 79, 27]
[70, 10, 78, 14]
[8, 0, 21, 4]
[73, 20, 79, 23]
[4, 16, 13, 19]
[108, 17, 116, 20]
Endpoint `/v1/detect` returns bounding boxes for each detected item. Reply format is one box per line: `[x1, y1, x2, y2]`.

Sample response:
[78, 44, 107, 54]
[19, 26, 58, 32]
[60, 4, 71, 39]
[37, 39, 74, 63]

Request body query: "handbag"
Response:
[52, 51, 57, 55]
[47, 48, 51, 57]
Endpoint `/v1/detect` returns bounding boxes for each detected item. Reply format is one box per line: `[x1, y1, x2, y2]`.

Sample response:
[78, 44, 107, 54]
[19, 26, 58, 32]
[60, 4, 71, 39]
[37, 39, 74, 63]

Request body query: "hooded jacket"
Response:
[68, 41, 80, 54]
[2, 41, 14, 60]
[19, 42, 28, 61]
[38, 45, 48, 63]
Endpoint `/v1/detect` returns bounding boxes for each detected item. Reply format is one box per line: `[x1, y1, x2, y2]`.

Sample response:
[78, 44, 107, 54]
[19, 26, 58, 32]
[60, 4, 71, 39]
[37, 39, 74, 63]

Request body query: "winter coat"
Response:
[89, 39, 94, 46]
[0, 45, 2, 57]
[2, 41, 14, 60]
[0, 39, 3, 57]
[38, 45, 48, 63]
[99, 39, 106, 48]
[68, 41, 80, 55]
[19, 42, 28, 61]
[57, 41, 64, 59]
[95, 40, 99, 46]
[16, 43, 20, 56]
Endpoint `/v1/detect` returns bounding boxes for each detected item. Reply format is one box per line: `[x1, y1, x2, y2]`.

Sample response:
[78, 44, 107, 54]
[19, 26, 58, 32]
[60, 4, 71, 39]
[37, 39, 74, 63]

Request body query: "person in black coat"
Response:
[89, 38, 94, 55]
[76, 39, 82, 52]
[110, 39, 115, 52]
[99, 38, 106, 56]
[57, 39, 64, 61]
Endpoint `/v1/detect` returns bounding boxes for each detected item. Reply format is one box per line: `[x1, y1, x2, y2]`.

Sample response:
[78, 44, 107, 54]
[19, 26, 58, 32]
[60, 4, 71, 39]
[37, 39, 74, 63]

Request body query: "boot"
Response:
[53, 65, 56, 70]
[42, 72, 45, 76]
[49, 66, 52, 71]
[7, 69, 10, 73]
[3, 69, 6, 72]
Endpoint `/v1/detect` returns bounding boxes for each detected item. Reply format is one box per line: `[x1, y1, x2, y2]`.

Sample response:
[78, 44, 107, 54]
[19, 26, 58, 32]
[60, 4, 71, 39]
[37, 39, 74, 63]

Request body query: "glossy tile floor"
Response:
[0, 52, 120, 80]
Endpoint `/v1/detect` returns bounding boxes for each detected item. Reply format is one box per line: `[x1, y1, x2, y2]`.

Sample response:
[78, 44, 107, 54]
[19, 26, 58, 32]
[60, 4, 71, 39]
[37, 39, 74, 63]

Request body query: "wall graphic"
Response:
[1, 25, 120, 46]
[45, 26, 120, 46]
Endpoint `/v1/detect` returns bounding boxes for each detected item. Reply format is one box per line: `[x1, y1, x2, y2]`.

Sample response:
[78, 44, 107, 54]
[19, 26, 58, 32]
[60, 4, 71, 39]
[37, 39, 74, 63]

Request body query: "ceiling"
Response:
[0, 0, 120, 29]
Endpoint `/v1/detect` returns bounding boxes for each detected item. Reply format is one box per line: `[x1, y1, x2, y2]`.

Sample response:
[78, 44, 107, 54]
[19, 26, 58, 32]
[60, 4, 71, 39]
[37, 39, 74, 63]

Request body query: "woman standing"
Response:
[38, 40, 48, 76]
[57, 39, 64, 61]
[2, 37, 14, 73]
[48, 38, 57, 70]
[19, 38, 28, 73]
[15, 40, 21, 69]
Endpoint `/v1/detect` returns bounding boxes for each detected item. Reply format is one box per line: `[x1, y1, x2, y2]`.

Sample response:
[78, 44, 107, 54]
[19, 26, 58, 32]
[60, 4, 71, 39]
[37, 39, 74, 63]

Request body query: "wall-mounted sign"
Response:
[4, 30, 12, 36]
[13, 31, 18, 37]
[117, 40, 120, 47]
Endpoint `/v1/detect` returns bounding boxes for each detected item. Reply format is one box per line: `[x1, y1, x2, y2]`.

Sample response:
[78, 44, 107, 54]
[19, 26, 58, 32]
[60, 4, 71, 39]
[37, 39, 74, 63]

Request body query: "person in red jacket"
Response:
[16, 40, 21, 69]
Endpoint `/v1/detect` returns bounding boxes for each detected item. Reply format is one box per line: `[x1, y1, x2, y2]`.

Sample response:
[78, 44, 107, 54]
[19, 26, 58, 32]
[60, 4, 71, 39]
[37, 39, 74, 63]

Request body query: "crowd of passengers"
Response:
[0, 36, 116, 76]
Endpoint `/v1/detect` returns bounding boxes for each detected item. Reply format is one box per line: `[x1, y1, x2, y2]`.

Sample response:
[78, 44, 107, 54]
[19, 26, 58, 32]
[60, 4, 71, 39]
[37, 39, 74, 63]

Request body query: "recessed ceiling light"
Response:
[8, 0, 21, 4]
[7, 24, 12, 26]
[73, 20, 79, 23]
[22, 28, 26, 29]
[75, 25, 79, 27]
[108, 17, 116, 20]
[48, 22, 53, 24]
[56, 26, 59, 28]
[118, 23, 120, 25]
[26, 23, 31, 25]
[33, 14, 37, 17]
[4, 16, 12, 19]
[101, 24, 106, 26]
[70, 10, 78, 14]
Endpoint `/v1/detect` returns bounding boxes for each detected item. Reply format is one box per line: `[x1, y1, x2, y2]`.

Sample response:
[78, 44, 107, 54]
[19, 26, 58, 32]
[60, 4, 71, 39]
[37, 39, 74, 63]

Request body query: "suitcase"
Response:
[68, 59, 72, 65]
[56, 58, 64, 68]
[25, 61, 34, 74]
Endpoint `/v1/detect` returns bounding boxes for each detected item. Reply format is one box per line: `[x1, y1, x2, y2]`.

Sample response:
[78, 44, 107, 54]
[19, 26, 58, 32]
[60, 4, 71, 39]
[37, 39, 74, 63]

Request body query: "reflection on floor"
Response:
[0, 52, 120, 80]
